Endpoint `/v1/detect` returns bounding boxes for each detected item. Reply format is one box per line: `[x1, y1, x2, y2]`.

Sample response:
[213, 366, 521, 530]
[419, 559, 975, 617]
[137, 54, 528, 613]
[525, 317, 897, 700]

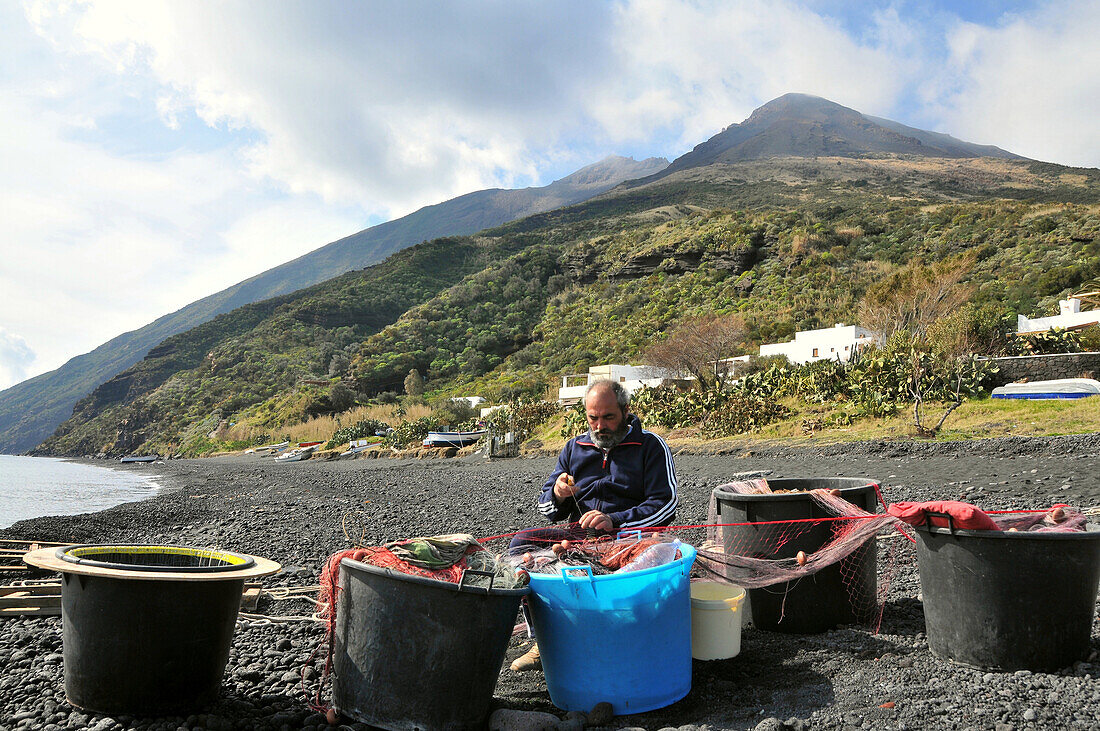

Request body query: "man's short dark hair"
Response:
[584, 378, 630, 411]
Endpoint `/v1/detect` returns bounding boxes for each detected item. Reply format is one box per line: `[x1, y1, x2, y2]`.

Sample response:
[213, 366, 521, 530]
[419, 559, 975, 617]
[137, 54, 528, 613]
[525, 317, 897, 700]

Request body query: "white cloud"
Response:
[26, 1, 616, 217]
[926, 0, 1100, 166]
[0, 14, 366, 381]
[599, 0, 918, 148]
[0, 328, 36, 389]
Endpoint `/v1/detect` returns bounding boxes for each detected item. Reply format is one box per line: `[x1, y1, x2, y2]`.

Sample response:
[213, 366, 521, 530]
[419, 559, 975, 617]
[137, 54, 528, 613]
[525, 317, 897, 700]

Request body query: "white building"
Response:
[712, 355, 751, 380]
[1016, 298, 1100, 335]
[558, 364, 679, 405]
[759, 324, 880, 365]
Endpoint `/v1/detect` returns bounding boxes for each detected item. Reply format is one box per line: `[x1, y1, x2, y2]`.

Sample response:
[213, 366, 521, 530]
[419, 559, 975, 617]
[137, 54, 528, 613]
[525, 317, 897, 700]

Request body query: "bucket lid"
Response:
[690, 581, 745, 608]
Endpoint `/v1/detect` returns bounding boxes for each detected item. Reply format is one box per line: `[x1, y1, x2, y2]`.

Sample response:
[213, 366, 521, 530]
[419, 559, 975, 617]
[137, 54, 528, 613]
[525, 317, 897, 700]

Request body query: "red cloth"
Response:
[887, 501, 1000, 531]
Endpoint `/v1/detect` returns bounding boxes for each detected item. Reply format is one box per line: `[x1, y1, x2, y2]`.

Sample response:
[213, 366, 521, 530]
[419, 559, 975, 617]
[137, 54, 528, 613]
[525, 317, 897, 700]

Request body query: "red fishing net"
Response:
[309, 542, 506, 713]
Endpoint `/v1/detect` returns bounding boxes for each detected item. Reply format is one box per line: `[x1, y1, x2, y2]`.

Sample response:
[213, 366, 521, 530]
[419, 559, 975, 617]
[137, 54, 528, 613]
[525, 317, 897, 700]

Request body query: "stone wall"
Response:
[983, 352, 1100, 386]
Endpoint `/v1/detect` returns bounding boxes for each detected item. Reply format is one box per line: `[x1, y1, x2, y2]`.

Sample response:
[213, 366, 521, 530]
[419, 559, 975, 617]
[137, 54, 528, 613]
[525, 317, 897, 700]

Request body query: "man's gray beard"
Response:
[591, 422, 629, 450]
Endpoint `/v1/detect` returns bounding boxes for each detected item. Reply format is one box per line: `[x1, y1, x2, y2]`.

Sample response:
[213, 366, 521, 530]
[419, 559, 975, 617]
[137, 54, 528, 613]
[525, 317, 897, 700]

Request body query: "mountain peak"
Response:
[660, 94, 1023, 176]
[742, 93, 855, 124]
[552, 155, 669, 189]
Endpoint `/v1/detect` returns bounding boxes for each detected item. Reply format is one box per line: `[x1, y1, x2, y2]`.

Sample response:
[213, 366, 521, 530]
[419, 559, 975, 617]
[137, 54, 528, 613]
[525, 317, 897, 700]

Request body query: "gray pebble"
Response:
[488, 709, 561, 731]
[587, 702, 614, 726]
[562, 710, 587, 725]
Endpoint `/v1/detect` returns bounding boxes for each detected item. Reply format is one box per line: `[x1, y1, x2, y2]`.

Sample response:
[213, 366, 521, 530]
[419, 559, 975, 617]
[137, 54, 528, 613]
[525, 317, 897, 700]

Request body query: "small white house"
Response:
[558, 364, 677, 405]
[759, 324, 880, 365]
[712, 355, 751, 380]
[1016, 298, 1100, 335]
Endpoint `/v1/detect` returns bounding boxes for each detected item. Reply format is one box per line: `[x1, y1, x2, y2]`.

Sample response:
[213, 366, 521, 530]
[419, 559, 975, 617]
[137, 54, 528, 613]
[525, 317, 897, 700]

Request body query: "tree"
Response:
[329, 382, 356, 412]
[927, 302, 1012, 358]
[859, 258, 975, 341]
[404, 368, 424, 396]
[327, 351, 351, 377]
[645, 314, 747, 393]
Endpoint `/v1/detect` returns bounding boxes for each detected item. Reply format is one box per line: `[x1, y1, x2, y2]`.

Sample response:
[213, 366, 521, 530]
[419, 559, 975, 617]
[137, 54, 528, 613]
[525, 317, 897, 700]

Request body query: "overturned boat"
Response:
[274, 444, 319, 462]
[340, 438, 378, 457]
[422, 429, 487, 448]
[991, 378, 1100, 400]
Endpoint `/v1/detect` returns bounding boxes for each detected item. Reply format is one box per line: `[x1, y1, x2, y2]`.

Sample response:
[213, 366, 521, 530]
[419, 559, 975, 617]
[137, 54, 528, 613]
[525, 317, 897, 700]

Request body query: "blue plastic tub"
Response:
[526, 543, 696, 715]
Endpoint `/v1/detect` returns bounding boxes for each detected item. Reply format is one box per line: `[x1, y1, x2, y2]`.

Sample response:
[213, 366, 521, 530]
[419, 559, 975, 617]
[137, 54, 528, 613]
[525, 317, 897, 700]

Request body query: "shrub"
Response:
[927, 303, 1012, 357]
[733, 337, 997, 419]
[384, 416, 435, 448]
[560, 402, 587, 439]
[629, 384, 789, 436]
[486, 400, 562, 442]
[325, 419, 389, 449]
[429, 398, 479, 429]
[1009, 327, 1082, 355]
[700, 397, 791, 438]
[511, 400, 561, 441]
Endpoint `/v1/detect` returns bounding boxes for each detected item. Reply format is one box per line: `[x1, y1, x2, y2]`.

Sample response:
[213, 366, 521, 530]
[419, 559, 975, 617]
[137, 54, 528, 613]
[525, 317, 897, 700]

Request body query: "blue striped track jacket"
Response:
[538, 414, 678, 529]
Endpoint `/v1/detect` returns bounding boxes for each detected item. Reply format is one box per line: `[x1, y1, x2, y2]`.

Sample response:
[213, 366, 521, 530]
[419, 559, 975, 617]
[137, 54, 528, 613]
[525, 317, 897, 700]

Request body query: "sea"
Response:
[0, 455, 161, 529]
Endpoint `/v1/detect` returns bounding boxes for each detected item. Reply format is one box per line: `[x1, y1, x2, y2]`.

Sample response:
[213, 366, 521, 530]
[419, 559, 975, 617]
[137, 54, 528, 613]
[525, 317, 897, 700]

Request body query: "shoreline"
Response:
[0, 455, 166, 531]
[1, 434, 1098, 729]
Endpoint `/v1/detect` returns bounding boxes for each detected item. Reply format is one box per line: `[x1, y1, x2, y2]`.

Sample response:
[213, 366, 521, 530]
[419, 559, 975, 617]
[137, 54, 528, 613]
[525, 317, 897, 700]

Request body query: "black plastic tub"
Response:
[915, 523, 1100, 671]
[332, 558, 528, 731]
[50, 544, 271, 716]
[711, 477, 879, 633]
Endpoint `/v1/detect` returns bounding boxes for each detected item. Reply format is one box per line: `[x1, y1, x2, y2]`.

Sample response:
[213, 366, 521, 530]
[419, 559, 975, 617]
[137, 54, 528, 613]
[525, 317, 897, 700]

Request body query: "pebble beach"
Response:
[2, 434, 1099, 731]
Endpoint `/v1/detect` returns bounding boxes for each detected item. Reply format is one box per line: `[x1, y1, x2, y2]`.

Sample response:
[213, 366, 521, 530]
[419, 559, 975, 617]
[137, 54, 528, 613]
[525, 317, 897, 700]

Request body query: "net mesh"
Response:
[699, 484, 890, 586]
[506, 534, 680, 575]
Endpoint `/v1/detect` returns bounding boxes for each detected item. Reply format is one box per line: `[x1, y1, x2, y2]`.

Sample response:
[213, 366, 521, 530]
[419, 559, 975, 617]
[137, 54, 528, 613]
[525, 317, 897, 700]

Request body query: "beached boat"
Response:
[340, 444, 374, 457]
[274, 444, 319, 462]
[991, 378, 1100, 400]
[247, 441, 291, 455]
[119, 455, 157, 464]
[422, 429, 488, 448]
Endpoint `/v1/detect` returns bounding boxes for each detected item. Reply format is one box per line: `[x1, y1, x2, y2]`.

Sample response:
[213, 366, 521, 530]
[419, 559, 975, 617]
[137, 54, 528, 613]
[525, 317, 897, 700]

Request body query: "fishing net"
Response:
[992, 507, 1088, 532]
[889, 501, 1089, 533]
[697, 480, 900, 629]
[308, 533, 525, 714]
[697, 480, 896, 588]
[498, 481, 1093, 634]
[504, 533, 685, 576]
[304, 494, 1092, 713]
[316, 534, 525, 624]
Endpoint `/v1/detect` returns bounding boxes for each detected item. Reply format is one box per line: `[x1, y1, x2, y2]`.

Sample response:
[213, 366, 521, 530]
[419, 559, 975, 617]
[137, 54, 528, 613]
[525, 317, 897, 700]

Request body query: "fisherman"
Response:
[509, 377, 678, 671]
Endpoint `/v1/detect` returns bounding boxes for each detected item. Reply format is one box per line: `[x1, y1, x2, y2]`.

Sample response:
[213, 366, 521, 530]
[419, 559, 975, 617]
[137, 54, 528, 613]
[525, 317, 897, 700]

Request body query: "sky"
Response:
[1, 0, 1098, 390]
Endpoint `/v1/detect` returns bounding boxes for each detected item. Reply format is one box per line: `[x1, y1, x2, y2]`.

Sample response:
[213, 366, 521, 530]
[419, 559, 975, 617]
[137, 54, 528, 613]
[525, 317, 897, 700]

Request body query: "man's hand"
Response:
[578, 510, 613, 532]
[553, 473, 577, 501]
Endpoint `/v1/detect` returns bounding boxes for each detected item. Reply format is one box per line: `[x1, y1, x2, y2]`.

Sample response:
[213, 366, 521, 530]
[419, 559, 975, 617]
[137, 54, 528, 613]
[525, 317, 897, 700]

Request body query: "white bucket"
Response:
[690, 581, 746, 661]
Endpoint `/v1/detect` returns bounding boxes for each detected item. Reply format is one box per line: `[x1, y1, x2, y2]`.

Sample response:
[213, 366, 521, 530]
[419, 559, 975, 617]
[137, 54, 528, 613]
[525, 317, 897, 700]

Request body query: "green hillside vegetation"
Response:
[33, 156, 1100, 458]
[35, 236, 518, 456]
